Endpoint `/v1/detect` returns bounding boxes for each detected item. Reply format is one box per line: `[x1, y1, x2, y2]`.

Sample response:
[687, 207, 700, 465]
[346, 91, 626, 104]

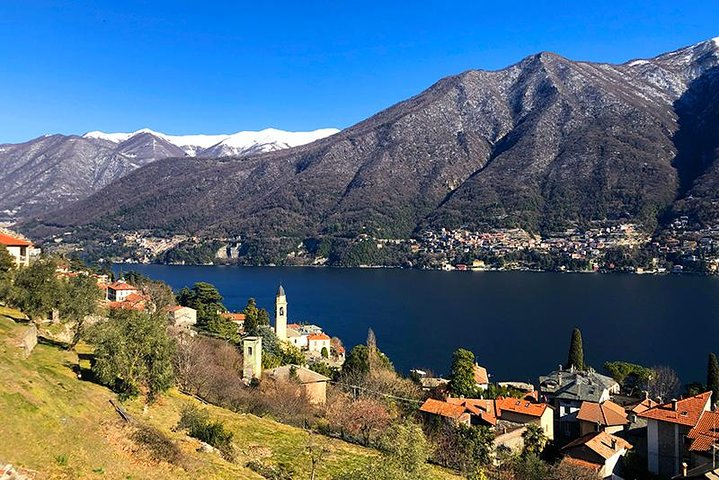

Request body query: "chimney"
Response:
[611, 438, 617, 450]
[672, 399, 678, 411]
[682, 461, 688, 477]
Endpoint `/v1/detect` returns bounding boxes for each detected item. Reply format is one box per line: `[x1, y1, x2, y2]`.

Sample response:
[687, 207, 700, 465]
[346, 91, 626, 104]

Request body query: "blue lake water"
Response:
[113, 265, 719, 386]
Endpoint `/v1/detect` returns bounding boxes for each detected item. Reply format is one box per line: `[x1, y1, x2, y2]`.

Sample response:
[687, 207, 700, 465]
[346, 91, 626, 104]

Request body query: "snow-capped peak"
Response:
[82, 127, 340, 157]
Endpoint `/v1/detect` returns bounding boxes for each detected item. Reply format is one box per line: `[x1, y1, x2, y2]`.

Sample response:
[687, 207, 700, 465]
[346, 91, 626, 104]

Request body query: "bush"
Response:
[176, 405, 235, 460]
[246, 460, 296, 480]
[131, 424, 184, 465]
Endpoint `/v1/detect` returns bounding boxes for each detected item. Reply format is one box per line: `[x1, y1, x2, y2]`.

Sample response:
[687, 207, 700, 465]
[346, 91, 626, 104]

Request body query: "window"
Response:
[248, 347, 253, 356]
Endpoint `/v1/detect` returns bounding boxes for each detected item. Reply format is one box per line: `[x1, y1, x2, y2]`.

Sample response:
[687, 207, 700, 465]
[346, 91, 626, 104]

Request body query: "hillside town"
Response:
[3, 227, 719, 479]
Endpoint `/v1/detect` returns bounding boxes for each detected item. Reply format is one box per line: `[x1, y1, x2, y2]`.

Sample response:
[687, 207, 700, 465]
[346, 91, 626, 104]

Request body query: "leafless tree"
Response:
[647, 365, 681, 401]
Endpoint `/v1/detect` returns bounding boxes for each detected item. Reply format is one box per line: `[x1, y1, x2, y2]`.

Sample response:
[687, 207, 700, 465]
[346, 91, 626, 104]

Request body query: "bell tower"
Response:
[275, 285, 287, 341]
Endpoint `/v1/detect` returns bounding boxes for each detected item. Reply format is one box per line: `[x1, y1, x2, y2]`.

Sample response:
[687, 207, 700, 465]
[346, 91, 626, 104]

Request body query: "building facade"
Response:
[0, 232, 31, 268]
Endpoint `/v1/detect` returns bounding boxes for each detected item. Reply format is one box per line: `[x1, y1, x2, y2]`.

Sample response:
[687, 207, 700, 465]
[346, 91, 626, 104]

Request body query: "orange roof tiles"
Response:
[221, 312, 246, 321]
[638, 392, 712, 427]
[447, 397, 497, 426]
[107, 292, 147, 311]
[308, 333, 330, 341]
[562, 431, 632, 461]
[420, 398, 468, 420]
[688, 411, 719, 453]
[630, 398, 658, 415]
[473, 364, 489, 384]
[496, 397, 549, 418]
[107, 281, 138, 291]
[576, 400, 628, 427]
[0, 232, 31, 247]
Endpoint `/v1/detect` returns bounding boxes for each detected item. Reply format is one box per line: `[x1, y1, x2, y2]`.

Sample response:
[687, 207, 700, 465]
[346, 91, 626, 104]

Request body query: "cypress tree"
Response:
[566, 328, 585, 371]
[707, 352, 719, 405]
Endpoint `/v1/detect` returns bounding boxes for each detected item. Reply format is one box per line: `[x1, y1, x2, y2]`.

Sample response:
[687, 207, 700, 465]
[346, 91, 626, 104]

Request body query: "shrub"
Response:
[246, 460, 296, 480]
[176, 405, 235, 460]
[131, 424, 184, 465]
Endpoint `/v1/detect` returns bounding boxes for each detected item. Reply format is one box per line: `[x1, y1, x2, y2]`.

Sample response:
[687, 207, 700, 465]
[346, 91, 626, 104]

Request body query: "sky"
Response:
[1, 1, 718, 143]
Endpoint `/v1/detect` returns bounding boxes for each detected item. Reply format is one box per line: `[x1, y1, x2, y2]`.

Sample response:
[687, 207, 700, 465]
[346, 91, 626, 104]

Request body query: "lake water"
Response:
[113, 265, 719, 385]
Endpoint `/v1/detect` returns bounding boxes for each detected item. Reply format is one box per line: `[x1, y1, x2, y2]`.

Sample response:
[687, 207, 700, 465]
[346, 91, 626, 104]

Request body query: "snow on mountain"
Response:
[82, 127, 340, 157]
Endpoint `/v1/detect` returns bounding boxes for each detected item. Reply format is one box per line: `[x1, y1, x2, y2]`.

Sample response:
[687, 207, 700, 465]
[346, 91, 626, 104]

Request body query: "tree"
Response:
[58, 274, 103, 348]
[0, 245, 14, 275]
[206, 314, 240, 343]
[566, 328, 585, 371]
[334, 421, 430, 480]
[604, 361, 652, 393]
[449, 348, 477, 397]
[521, 424, 547, 456]
[8, 257, 61, 321]
[177, 282, 225, 326]
[326, 395, 393, 445]
[0, 245, 14, 300]
[647, 366, 681, 401]
[431, 423, 494, 477]
[708, 353, 719, 404]
[242, 298, 260, 334]
[90, 309, 175, 402]
[321, 346, 329, 358]
[343, 344, 393, 377]
[124, 271, 175, 311]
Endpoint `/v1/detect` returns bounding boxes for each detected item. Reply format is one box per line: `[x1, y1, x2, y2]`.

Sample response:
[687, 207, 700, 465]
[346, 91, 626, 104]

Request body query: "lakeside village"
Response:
[49, 218, 719, 274]
[4, 229, 719, 479]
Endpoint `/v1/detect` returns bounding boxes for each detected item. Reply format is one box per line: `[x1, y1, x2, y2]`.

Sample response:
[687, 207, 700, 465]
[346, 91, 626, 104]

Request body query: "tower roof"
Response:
[277, 284, 285, 297]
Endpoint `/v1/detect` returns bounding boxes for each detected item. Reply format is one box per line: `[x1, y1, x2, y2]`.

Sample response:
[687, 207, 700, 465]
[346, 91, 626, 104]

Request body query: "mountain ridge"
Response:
[0, 127, 339, 222]
[19, 37, 719, 266]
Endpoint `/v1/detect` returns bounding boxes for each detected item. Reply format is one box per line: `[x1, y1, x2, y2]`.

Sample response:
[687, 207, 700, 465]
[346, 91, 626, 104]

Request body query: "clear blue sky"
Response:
[1, 1, 717, 143]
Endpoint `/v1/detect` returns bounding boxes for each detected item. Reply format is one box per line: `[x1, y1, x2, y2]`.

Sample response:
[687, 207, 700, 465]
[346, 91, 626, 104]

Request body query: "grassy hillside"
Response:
[0, 309, 458, 479]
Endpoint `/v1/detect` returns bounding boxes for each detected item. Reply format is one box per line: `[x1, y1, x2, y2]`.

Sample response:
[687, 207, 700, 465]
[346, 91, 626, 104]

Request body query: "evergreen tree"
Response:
[242, 298, 260, 334]
[449, 348, 477, 397]
[177, 282, 225, 326]
[708, 352, 719, 405]
[566, 328, 585, 371]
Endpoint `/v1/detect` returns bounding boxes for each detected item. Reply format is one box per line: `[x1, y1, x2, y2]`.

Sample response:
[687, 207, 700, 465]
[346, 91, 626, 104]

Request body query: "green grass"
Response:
[0, 310, 459, 479]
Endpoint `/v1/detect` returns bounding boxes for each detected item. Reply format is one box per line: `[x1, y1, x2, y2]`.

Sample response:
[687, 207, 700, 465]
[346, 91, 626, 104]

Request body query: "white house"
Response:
[307, 333, 331, 355]
[0, 232, 31, 268]
[106, 280, 139, 302]
[639, 391, 712, 478]
[561, 431, 633, 479]
[167, 306, 197, 328]
[287, 327, 308, 349]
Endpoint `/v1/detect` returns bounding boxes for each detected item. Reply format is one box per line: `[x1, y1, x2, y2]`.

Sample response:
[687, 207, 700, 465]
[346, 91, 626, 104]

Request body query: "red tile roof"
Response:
[688, 411, 719, 453]
[562, 431, 632, 461]
[496, 397, 549, 418]
[638, 392, 712, 427]
[630, 398, 659, 415]
[107, 281, 138, 291]
[420, 398, 468, 420]
[308, 333, 330, 341]
[447, 397, 497, 426]
[474, 364, 489, 384]
[107, 292, 147, 311]
[0, 232, 31, 247]
[221, 312, 246, 321]
[577, 400, 628, 427]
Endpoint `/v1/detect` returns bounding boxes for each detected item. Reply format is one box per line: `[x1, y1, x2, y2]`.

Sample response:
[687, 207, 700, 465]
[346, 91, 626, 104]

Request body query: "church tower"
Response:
[275, 285, 288, 341]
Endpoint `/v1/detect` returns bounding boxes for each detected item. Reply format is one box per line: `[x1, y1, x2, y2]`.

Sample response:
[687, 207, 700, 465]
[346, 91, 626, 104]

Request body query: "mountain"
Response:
[26, 38, 719, 256]
[0, 128, 339, 221]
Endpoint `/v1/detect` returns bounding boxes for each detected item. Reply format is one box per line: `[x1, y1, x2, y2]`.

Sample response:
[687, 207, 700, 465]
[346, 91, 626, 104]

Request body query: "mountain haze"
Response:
[26, 38, 719, 248]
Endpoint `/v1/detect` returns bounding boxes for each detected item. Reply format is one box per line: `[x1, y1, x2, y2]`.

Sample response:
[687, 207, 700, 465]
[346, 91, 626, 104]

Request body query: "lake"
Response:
[113, 265, 719, 385]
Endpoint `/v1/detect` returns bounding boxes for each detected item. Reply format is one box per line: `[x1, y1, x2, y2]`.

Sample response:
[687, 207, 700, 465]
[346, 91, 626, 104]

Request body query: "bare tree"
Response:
[306, 431, 329, 480]
[647, 365, 681, 401]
